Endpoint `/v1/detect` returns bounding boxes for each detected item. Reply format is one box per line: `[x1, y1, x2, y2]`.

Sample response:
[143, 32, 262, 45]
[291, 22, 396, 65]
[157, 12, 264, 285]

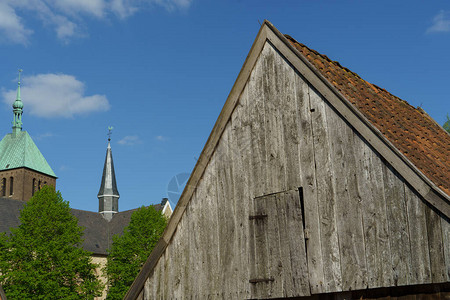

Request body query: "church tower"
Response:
[0, 70, 57, 201]
[98, 127, 119, 221]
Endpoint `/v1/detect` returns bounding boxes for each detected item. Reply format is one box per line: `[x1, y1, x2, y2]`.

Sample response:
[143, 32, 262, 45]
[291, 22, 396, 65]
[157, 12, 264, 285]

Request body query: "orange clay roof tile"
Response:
[285, 34, 450, 196]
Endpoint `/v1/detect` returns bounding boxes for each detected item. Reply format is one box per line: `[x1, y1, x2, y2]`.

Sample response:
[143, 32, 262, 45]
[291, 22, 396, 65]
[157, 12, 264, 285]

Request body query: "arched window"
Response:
[9, 177, 13, 196]
[32, 178, 36, 195]
[38, 180, 41, 191]
[1, 178, 5, 197]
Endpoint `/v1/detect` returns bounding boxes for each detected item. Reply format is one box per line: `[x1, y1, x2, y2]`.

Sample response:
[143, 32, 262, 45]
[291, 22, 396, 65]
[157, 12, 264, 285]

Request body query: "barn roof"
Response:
[285, 35, 450, 196]
[124, 21, 450, 299]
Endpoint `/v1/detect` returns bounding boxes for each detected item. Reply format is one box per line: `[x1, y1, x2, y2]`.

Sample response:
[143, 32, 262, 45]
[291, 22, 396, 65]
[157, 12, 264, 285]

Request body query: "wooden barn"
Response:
[125, 21, 450, 299]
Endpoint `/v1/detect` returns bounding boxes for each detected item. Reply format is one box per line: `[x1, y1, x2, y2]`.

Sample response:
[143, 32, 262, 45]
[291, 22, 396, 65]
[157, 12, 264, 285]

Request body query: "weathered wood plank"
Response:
[274, 192, 295, 297]
[265, 193, 283, 297]
[309, 85, 342, 293]
[204, 156, 224, 298]
[194, 181, 209, 298]
[424, 203, 447, 283]
[162, 245, 169, 298]
[186, 198, 199, 297]
[283, 190, 310, 296]
[275, 191, 296, 297]
[170, 216, 182, 299]
[364, 147, 393, 288]
[279, 49, 302, 191]
[239, 88, 253, 298]
[165, 226, 176, 297]
[154, 253, 164, 299]
[297, 75, 325, 295]
[230, 89, 251, 298]
[251, 194, 270, 299]
[353, 134, 376, 287]
[383, 165, 411, 286]
[247, 45, 267, 199]
[262, 44, 287, 195]
[441, 214, 450, 281]
[326, 102, 367, 290]
[405, 187, 431, 285]
[215, 125, 237, 297]
[248, 198, 258, 298]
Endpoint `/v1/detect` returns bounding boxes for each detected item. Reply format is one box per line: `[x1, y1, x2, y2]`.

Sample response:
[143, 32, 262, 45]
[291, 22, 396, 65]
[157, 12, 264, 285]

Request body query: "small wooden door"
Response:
[248, 189, 310, 299]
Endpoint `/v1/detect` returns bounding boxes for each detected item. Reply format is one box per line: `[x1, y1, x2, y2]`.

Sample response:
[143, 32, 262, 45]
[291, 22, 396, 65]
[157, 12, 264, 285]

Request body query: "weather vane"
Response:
[108, 126, 114, 141]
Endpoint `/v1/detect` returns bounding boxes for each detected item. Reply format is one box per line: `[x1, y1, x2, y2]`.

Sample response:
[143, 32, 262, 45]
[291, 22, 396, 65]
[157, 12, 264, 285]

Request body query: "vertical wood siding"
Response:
[142, 42, 450, 299]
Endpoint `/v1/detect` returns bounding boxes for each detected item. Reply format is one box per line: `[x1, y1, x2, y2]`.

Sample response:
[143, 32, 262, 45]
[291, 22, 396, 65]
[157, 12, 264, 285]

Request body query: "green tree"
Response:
[444, 114, 450, 133]
[0, 186, 102, 299]
[105, 206, 167, 299]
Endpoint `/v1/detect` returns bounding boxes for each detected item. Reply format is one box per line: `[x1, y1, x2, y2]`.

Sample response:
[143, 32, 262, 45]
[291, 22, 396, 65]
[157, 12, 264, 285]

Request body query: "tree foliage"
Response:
[105, 206, 167, 299]
[444, 114, 450, 133]
[0, 186, 102, 299]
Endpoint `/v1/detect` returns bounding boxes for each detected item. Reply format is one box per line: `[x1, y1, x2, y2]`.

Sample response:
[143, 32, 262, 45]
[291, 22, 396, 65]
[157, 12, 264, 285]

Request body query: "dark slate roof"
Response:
[71, 208, 109, 254]
[0, 198, 23, 234]
[285, 35, 450, 196]
[0, 198, 164, 256]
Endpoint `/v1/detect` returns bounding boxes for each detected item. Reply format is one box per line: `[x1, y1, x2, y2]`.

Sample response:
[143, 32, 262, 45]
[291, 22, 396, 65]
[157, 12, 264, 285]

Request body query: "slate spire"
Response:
[98, 127, 119, 221]
[12, 69, 23, 136]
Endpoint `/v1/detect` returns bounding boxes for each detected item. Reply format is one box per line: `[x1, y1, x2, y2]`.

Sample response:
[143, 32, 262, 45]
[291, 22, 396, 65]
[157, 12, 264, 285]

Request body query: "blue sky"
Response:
[0, 0, 449, 212]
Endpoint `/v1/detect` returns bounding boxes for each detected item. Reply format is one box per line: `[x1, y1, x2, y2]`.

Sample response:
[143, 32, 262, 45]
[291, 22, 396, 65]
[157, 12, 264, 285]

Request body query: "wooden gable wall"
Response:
[137, 40, 450, 299]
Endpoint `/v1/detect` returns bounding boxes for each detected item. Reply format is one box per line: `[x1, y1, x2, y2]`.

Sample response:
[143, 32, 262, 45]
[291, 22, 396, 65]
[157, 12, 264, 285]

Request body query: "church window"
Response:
[1, 178, 5, 197]
[9, 177, 13, 196]
[38, 180, 41, 191]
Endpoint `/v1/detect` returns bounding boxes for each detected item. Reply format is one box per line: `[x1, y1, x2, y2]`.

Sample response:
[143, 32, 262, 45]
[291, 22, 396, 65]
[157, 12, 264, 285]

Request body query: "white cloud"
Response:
[111, 0, 192, 17]
[427, 10, 450, 33]
[155, 135, 169, 141]
[1, 73, 110, 118]
[118, 135, 142, 145]
[59, 165, 70, 171]
[34, 132, 54, 140]
[0, 2, 33, 45]
[50, 0, 106, 18]
[0, 0, 193, 44]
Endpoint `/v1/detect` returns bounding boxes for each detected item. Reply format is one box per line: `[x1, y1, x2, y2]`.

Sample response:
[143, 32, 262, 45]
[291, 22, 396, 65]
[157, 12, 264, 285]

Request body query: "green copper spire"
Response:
[12, 69, 23, 135]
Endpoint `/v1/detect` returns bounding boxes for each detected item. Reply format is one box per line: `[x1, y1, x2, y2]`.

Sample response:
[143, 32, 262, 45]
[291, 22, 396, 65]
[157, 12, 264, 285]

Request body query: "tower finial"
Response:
[12, 69, 24, 135]
[18, 69, 22, 86]
[107, 126, 113, 142]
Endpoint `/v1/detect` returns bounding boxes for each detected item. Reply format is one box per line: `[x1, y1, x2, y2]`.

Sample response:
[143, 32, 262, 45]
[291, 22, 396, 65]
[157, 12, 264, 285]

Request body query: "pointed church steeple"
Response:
[98, 127, 119, 221]
[12, 69, 23, 137]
